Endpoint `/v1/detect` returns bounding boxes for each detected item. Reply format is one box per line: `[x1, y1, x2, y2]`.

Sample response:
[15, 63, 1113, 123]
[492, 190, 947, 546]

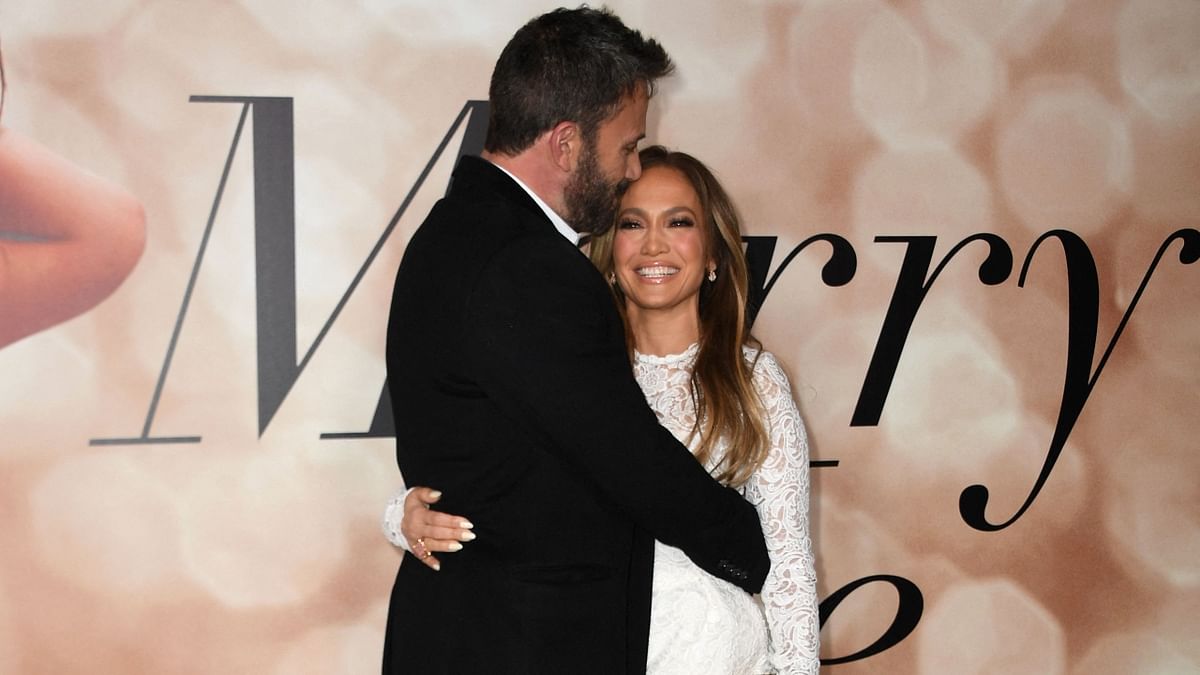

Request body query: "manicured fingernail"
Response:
[447, 542, 463, 552]
[460, 531, 476, 542]
[459, 520, 474, 529]
[432, 562, 441, 572]
[429, 490, 442, 500]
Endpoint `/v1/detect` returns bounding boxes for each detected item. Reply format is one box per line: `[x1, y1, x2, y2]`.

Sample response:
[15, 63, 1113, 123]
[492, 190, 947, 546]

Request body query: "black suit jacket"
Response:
[382, 156, 769, 674]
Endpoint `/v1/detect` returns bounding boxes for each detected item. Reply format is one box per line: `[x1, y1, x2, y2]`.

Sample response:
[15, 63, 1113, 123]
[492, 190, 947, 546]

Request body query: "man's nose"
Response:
[626, 153, 642, 182]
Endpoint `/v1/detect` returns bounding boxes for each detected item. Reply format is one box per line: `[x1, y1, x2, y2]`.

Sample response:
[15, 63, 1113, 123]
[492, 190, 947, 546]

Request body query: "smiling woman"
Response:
[589, 146, 767, 488]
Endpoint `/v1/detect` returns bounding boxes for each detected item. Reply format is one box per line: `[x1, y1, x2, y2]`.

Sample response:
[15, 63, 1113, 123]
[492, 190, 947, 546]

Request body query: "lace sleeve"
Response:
[382, 486, 413, 553]
[743, 351, 820, 674]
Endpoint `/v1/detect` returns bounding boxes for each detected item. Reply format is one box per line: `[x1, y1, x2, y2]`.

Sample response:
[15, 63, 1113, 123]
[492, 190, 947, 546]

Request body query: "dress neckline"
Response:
[634, 342, 700, 366]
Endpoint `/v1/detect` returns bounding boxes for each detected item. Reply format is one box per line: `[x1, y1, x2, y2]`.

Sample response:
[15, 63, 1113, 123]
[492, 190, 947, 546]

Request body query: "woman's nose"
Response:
[641, 224, 667, 254]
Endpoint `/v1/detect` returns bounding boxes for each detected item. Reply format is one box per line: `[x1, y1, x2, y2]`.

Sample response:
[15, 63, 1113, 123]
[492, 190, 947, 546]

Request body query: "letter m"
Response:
[92, 97, 489, 445]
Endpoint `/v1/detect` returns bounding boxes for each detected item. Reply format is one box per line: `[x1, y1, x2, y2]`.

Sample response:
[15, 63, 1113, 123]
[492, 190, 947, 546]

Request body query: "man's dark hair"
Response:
[484, 6, 673, 155]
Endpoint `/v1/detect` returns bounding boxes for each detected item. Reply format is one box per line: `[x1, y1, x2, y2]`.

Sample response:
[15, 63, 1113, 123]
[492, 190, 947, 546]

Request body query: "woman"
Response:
[387, 147, 819, 673]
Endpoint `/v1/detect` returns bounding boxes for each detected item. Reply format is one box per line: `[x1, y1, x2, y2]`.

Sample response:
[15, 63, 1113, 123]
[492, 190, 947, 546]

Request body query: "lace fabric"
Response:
[382, 490, 408, 551]
[636, 344, 819, 675]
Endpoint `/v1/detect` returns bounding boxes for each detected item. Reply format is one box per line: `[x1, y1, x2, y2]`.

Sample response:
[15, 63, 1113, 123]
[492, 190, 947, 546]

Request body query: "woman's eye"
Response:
[669, 218, 695, 228]
[618, 219, 642, 229]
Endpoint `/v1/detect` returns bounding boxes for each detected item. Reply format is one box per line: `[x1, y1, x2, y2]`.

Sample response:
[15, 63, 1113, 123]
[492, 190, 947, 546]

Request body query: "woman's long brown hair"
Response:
[589, 146, 769, 487]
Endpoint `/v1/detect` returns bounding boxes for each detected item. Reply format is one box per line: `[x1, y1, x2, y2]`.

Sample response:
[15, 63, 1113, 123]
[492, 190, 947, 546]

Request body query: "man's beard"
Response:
[564, 144, 628, 236]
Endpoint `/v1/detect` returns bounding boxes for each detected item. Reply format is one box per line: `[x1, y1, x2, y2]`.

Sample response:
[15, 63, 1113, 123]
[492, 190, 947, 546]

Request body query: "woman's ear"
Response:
[706, 249, 720, 281]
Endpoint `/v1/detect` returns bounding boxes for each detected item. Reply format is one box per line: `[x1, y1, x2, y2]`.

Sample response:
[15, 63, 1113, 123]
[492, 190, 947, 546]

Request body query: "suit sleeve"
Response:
[465, 234, 769, 593]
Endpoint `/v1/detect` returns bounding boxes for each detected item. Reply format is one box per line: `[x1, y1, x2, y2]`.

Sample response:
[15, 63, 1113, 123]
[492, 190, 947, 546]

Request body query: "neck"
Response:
[626, 301, 701, 357]
[482, 148, 569, 221]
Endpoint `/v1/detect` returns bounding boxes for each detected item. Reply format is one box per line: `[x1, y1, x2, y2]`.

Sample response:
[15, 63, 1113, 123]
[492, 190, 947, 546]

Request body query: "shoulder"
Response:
[741, 346, 792, 393]
[467, 226, 610, 324]
[480, 228, 594, 283]
[424, 157, 552, 242]
[743, 347, 807, 439]
[427, 186, 535, 240]
[414, 183, 569, 276]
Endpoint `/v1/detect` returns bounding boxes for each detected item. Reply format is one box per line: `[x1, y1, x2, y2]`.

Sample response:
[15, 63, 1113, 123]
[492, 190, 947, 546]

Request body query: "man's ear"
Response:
[547, 121, 582, 172]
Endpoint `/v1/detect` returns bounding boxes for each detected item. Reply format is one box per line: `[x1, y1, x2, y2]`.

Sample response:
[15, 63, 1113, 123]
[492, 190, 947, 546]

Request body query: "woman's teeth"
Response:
[636, 266, 679, 278]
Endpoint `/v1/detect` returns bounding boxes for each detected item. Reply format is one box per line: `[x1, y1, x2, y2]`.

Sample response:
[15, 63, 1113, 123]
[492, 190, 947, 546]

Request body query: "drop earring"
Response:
[707, 268, 717, 282]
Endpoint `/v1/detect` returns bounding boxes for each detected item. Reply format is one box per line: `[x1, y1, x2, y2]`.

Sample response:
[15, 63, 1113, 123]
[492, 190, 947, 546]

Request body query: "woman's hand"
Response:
[402, 487, 475, 571]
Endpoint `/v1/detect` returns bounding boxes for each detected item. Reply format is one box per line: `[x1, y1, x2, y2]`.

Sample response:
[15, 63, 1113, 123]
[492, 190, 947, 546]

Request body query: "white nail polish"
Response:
[459, 520, 474, 529]
[429, 490, 442, 500]
[448, 542, 463, 552]
[461, 531, 477, 542]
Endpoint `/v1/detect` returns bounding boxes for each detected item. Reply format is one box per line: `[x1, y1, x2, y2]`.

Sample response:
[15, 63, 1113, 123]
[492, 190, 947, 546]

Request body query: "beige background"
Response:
[1, 0, 1198, 672]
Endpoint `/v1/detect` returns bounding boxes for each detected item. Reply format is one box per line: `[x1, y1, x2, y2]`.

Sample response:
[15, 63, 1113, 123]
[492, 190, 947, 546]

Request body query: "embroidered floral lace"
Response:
[637, 345, 819, 675]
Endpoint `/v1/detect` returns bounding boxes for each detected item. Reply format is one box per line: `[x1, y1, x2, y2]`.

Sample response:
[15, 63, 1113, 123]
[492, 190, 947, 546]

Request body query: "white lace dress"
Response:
[636, 344, 819, 675]
[383, 344, 820, 674]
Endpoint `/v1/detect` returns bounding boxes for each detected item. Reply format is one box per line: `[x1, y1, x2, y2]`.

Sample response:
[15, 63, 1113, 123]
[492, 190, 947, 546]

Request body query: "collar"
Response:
[487, 161, 580, 246]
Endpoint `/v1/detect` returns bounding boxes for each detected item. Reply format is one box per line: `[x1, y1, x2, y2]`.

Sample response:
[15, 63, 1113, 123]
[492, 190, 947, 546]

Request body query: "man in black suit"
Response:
[383, 8, 769, 673]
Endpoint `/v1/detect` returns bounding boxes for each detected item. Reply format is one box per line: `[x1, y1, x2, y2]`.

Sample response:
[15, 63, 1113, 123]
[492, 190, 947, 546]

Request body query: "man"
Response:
[383, 8, 769, 673]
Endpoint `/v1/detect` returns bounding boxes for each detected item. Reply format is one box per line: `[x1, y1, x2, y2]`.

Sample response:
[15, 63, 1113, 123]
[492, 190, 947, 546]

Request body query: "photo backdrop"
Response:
[1, 1, 1197, 673]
